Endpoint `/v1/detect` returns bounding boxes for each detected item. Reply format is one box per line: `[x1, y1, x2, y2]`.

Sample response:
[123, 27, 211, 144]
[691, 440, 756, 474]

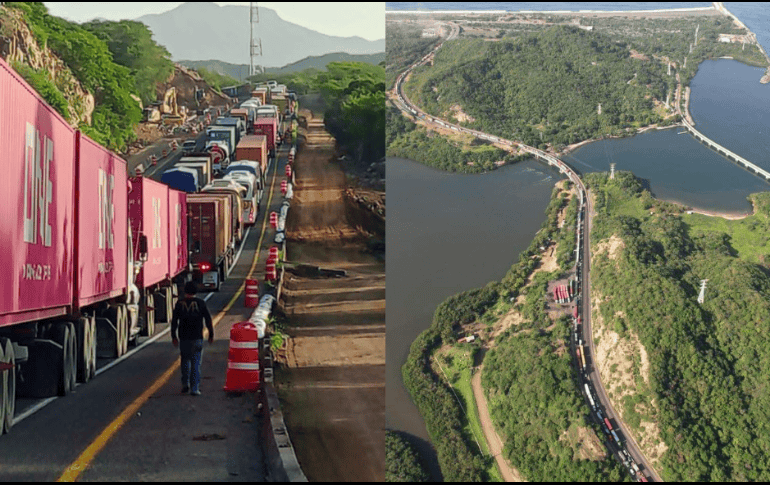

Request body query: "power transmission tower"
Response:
[250, 2, 264, 79]
[610, 163, 616, 179]
[697, 279, 708, 304]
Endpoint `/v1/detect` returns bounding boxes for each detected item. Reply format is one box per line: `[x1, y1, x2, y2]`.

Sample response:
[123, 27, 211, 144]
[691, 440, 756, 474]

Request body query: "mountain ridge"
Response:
[137, 2, 384, 67]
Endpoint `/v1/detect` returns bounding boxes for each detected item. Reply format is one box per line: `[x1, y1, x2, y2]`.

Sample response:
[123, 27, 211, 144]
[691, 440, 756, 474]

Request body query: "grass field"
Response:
[435, 345, 504, 482]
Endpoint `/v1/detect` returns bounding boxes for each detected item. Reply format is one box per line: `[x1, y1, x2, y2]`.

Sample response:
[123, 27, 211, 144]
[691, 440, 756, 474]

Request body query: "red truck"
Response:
[0, 57, 191, 432]
[186, 193, 236, 292]
[253, 116, 277, 160]
[236, 135, 268, 176]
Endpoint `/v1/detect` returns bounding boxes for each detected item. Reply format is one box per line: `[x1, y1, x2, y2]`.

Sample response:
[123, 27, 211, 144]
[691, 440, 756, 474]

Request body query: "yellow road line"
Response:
[57, 152, 282, 482]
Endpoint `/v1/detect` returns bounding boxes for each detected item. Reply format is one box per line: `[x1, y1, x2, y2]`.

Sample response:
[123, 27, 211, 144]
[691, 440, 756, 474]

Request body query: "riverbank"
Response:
[558, 123, 680, 156]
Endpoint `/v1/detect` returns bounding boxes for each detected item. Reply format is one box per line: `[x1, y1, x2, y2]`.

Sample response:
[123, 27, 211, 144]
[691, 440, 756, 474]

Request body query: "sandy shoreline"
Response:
[658, 196, 754, 220]
[387, 7, 715, 15]
[558, 124, 679, 156]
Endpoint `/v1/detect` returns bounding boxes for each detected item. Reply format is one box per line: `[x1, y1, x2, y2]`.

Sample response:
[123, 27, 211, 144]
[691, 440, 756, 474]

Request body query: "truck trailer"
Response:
[253, 117, 278, 159]
[0, 57, 192, 430]
[186, 193, 236, 292]
[236, 135, 268, 174]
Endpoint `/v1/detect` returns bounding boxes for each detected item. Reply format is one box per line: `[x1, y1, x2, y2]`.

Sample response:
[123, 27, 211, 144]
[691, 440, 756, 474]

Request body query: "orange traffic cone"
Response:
[223, 322, 261, 393]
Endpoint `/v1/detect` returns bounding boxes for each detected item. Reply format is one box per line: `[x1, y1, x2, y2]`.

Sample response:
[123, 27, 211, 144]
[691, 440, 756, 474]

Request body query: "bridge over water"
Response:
[682, 119, 770, 183]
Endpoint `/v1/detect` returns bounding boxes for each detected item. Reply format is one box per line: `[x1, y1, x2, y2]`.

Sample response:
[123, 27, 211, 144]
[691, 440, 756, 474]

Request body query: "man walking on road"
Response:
[171, 282, 214, 395]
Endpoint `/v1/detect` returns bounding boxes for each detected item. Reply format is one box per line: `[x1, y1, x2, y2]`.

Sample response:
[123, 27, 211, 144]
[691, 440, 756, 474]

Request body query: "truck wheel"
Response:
[141, 293, 155, 337]
[171, 283, 179, 310]
[66, 323, 77, 393]
[0, 338, 14, 434]
[118, 306, 129, 357]
[49, 323, 75, 396]
[0, 339, 7, 434]
[76, 317, 91, 383]
[88, 315, 97, 379]
[165, 287, 174, 324]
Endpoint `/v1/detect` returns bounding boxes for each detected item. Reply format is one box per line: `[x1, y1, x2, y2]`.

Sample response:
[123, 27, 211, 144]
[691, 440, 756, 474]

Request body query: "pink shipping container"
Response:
[128, 176, 170, 288]
[168, 189, 188, 278]
[0, 57, 77, 327]
[75, 131, 129, 308]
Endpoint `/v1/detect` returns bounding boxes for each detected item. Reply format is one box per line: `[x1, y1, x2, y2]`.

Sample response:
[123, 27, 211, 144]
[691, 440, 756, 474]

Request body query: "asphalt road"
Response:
[0, 134, 291, 481]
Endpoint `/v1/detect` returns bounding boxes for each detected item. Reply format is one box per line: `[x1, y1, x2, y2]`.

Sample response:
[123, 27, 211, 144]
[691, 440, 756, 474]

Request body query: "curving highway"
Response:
[391, 21, 662, 482]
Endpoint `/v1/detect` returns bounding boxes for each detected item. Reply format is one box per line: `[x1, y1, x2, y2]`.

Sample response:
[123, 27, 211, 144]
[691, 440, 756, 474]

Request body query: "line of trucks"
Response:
[0, 58, 297, 436]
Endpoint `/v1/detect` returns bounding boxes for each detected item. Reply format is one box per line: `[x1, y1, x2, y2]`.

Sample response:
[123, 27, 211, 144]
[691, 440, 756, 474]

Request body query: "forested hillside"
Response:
[3, 2, 173, 151]
[405, 26, 674, 151]
[587, 172, 770, 481]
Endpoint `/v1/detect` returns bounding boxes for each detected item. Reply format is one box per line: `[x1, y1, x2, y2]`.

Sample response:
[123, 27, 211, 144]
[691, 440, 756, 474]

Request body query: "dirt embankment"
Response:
[276, 109, 385, 482]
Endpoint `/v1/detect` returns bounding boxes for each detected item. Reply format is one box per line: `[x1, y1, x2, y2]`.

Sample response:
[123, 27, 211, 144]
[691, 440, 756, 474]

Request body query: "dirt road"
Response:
[471, 368, 526, 482]
[277, 110, 385, 481]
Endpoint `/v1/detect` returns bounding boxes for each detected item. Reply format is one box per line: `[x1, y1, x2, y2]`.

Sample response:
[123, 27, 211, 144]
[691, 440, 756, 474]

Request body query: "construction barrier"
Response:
[269, 211, 278, 229]
[265, 263, 277, 282]
[223, 322, 261, 393]
[245, 278, 259, 308]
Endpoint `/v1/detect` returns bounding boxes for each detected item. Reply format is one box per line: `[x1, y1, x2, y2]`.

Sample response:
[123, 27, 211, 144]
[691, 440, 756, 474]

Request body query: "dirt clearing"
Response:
[591, 292, 667, 468]
[277, 109, 385, 481]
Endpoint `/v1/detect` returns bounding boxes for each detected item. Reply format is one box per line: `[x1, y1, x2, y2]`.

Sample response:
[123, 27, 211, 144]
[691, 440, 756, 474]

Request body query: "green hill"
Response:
[179, 52, 385, 81]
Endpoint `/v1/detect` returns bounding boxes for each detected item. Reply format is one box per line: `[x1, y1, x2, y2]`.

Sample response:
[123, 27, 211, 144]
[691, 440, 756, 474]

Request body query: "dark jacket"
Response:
[171, 296, 214, 341]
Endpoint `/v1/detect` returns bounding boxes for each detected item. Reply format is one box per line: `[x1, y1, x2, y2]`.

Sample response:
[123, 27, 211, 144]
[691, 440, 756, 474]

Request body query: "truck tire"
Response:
[88, 315, 97, 379]
[171, 283, 179, 310]
[0, 339, 7, 434]
[117, 306, 128, 357]
[1, 338, 14, 434]
[76, 317, 94, 383]
[66, 323, 77, 394]
[165, 287, 174, 323]
[141, 294, 155, 337]
[48, 323, 75, 396]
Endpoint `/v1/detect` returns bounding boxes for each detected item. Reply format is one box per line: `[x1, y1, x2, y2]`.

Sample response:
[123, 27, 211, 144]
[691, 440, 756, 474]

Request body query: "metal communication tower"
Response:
[697, 279, 708, 304]
[250, 2, 263, 78]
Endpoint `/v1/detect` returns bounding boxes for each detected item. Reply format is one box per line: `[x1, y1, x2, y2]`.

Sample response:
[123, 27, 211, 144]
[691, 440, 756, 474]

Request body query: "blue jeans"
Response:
[180, 339, 204, 392]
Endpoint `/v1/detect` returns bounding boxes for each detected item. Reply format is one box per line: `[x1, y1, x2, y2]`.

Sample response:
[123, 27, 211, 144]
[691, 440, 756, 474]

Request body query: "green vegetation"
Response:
[386, 105, 524, 173]
[7, 2, 141, 150]
[316, 62, 385, 164]
[251, 61, 385, 164]
[437, 345, 503, 482]
[405, 26, 673, 151]
[403, 180, 627, 481]
[82, 19, 174, 105]
[586, 171, 770, 481]
[180, 53, 385, 82]
[402, 322, 489, 481]
[386, 22, 440, 89]
[483, 325, 626, 481]
[196, 67, 240, 93]
[386, 431, 430, 482]
[399, 17, 766, 153]
[9, 61, 70, 121]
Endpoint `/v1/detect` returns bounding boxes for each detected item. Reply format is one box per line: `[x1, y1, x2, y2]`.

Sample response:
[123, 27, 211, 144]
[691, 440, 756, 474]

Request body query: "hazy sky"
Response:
[43, 2, 385, 41]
